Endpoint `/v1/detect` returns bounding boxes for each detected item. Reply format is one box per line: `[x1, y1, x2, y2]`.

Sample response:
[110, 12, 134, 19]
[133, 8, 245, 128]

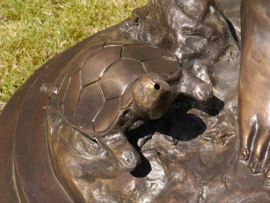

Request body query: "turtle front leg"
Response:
[176, 68, 213, 102]
[98, 130, 141, 172]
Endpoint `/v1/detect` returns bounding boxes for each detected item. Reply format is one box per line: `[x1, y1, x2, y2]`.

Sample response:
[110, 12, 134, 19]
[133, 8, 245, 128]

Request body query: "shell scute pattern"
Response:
[57, 70, 70, 105]
[63, 71, 81, 116]
[122, 45, 163, 61]
[81, 46, 121, 86]
[104, 38, 144, 48]
[65, 113, 76, 126]
[120, 86, 133, 110]
[142, 57, 180, 77]
[94, 98, 121, 133]
[98, 59, 145, 100]
[58, 41, 180, 136]
[76, 83, 104, 132]
[70, 43, 104, 75]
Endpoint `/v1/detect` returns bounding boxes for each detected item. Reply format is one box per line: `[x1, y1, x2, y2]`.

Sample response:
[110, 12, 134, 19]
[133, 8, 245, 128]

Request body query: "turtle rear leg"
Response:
[98, 130, 141, 172]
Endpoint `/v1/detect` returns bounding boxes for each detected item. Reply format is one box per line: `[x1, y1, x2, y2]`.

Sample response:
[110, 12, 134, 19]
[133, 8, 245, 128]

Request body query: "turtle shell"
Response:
[56, 40, 180, 137]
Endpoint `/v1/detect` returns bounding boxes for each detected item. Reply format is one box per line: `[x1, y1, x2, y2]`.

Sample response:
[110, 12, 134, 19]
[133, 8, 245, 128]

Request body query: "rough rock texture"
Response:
[45, 0, 269, 202]
[47, 96, 270, 202]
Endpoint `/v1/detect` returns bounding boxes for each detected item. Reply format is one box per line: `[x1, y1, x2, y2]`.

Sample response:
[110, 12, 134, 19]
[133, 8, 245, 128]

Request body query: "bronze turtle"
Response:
[42, 37, 213, 171]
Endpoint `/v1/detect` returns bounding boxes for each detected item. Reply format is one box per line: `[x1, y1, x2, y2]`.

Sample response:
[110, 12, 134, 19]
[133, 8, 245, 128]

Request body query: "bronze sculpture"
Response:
[1, 0, 270, 202]
[42, 39, 213, 173]
[239, 0, 270, 185]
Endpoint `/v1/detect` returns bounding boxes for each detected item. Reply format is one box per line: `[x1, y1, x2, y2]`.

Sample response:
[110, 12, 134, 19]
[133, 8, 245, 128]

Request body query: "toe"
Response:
[249, 159, 261, 174]
[239, 116, 257, 161]
[240, 148, 249, 161]
[264, 168, 270, 190]
[249, 128, 270, 173]
[264, 179, 270, 190]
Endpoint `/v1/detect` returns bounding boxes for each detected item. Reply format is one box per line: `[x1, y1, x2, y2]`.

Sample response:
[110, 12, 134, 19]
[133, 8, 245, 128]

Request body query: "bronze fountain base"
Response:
[1, 0, 270, 202]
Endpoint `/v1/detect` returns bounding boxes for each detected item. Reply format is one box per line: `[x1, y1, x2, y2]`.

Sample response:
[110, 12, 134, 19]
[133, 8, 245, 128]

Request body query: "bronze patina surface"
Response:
[42, 36, 214, 174]
[1, 0, 270, 202]
[239, 0, 270, 187]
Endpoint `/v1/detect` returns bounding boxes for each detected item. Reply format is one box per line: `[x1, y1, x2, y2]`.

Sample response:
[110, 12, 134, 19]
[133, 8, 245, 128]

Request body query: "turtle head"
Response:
[132, 73, 172, 120]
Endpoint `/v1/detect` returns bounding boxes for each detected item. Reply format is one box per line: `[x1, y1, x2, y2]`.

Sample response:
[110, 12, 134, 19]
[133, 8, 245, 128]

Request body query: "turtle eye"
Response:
[154, 83, 160, 90]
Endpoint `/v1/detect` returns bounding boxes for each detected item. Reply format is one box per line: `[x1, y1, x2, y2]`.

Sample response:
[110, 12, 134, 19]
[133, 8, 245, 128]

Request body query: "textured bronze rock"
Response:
[123, 0, 239, 145]
[1, 0, 270, 202]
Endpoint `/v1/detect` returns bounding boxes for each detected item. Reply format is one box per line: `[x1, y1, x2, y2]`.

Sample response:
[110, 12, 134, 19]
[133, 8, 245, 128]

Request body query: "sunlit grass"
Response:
[0, 0, 147, 110]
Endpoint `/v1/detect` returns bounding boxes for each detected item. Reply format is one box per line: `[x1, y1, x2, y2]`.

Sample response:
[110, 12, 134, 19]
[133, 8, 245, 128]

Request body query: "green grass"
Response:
[0, 0, 147, 111]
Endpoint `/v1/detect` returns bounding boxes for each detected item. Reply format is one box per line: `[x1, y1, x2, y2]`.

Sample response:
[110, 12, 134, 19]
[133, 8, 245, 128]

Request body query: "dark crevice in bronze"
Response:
[175, 94, 224, 117]
[119, 46, 123, 58]
[130, 151, 152, 178]
[127, 99, 207, 175]
[226, 18, 239, 44]
[101, 40, 109, 48]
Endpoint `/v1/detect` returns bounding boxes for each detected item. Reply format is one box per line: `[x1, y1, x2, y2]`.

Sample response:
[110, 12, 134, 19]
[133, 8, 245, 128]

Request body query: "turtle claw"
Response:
[193, 82, 213, 102]
[116, 146, 141, 172]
